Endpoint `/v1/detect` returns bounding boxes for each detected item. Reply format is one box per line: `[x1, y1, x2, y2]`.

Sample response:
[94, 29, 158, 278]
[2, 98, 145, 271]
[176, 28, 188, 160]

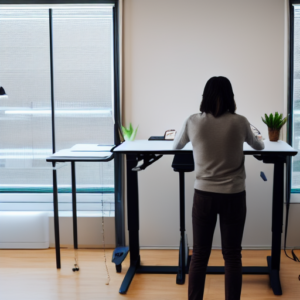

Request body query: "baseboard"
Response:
[0, 242, 49, 249]
[49, 244, 115, 249]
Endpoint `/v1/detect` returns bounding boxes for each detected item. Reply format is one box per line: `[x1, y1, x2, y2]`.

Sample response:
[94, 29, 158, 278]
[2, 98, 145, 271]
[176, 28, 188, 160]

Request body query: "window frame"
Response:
[0, 0, 122, 212]
[289, 1, 299, 198]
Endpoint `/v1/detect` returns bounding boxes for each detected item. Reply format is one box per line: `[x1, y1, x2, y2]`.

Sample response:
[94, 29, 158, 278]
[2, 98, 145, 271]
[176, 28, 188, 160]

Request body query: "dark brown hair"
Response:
[200, 76, 236, 117]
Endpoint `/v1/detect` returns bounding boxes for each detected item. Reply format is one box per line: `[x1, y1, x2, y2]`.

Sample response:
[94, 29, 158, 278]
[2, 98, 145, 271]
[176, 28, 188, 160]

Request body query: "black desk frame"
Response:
[119, 151, 293, 295]
[47, 154, 114, 269]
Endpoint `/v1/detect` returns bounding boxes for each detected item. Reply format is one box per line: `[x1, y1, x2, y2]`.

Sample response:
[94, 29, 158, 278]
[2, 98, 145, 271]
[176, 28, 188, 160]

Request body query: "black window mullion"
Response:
[49, 8, 56, 155]
[287, 1, 295, 199]
[112, 1, 125, 248]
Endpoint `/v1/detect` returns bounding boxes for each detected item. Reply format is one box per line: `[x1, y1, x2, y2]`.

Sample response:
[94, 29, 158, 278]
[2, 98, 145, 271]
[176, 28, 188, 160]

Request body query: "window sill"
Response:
[0, 211, 114, 217]
[0, 193, 115, 213]
[290, 193, 300, 203]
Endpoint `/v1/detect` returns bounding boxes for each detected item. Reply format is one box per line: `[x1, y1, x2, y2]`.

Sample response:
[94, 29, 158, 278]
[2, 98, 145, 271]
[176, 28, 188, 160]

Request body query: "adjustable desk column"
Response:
[119, 154, 140, 291]
[267, 156, 285, 295]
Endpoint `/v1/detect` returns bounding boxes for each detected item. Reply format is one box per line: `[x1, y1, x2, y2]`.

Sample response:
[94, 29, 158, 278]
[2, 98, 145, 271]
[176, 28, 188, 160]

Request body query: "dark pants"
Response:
[188, 189, 247, 300]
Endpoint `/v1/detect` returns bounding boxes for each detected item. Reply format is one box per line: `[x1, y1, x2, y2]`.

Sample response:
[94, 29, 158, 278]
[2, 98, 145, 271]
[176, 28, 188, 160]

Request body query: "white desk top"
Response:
[46, 149, 114, 162]
[114, 140, 297, 156]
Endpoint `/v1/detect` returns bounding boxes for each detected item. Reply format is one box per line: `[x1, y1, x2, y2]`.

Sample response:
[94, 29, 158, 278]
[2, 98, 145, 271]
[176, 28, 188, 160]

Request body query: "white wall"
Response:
[49, 215, 115, 248]
[123, 0, 300, 249]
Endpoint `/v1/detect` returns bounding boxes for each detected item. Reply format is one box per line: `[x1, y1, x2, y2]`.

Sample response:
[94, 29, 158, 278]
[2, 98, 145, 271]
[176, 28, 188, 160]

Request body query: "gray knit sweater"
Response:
[173, 112, 265, 194]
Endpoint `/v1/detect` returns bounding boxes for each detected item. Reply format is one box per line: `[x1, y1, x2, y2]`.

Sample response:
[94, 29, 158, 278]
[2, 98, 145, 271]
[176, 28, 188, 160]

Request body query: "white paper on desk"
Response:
[71, 144, 114, 152]
[53, 149, 110, 158]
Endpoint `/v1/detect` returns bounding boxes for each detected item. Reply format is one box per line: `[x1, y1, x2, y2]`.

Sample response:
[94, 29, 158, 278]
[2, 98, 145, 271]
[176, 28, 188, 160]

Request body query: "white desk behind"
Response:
[46, 147, 114, 269]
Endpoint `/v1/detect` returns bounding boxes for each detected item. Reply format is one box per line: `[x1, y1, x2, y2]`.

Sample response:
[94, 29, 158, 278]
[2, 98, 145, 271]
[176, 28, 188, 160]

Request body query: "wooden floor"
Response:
[0, 249, 299, 300]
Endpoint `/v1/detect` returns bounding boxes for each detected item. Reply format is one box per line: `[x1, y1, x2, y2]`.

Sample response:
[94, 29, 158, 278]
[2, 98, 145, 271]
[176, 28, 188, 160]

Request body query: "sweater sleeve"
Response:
[245, 119, 265, 150]
[172, 118, 190, 149]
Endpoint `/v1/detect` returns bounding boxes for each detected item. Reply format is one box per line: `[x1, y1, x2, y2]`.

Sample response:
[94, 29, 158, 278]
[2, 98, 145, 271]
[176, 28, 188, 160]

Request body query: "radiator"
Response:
[0, 212, 49, 249]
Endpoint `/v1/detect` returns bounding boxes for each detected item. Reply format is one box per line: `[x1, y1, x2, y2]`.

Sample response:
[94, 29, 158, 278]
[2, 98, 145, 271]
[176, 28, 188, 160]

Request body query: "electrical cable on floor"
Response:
[284, 248, 300, 262]
[73, 255, 79, 272]
[101, 163, 110, 285]
[283, 190, 300, 281]
[284, 194, 300, 263]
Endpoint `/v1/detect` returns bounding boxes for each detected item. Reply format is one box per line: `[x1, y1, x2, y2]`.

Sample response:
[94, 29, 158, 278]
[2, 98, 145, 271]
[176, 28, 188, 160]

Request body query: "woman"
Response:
[173, 76, 264, 300]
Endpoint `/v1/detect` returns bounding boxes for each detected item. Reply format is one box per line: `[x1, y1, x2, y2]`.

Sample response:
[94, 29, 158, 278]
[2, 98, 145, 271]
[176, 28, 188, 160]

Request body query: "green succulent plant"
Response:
[121, 123, 138, 141]
[261, 112, 287, 130]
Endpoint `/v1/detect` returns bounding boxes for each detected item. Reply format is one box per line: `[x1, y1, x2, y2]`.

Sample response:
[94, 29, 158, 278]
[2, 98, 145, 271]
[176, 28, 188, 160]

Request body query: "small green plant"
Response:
[261, 112, 287, 130]
[121, 123, 138, 141]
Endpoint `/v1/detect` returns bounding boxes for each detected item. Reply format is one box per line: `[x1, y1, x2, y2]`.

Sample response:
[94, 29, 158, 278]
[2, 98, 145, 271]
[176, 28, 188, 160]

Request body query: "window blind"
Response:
[0, 6, 115, 211]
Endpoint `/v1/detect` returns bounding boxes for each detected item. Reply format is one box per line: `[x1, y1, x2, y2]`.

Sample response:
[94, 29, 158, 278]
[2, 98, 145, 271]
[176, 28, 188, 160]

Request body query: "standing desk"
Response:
[46, 149, 114, 269]
[113, 140, 297, 295]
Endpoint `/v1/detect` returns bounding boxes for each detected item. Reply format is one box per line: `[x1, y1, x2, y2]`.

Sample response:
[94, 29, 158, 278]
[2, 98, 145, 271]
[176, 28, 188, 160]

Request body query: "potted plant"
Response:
[121, 123, 138, 141]
[261, 112, 287, 142]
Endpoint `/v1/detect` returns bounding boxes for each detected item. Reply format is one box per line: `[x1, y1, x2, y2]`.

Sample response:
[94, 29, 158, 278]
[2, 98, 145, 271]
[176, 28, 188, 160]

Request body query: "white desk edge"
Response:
[113, 140, 297, 153]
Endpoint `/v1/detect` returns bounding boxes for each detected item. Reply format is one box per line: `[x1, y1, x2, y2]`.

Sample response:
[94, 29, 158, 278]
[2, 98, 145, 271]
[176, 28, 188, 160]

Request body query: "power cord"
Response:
[283, 190, 300, 281]
[72, 256, 80, 272]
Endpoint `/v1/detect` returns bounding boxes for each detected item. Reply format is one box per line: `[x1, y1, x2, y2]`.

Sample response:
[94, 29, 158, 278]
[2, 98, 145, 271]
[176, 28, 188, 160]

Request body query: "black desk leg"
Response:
[52, 167, 61, 269]
[119, 154, 140, 294]
[177, 172, 187, 284]
[267, 160, 284, 295]
[71, 162, 78, 249]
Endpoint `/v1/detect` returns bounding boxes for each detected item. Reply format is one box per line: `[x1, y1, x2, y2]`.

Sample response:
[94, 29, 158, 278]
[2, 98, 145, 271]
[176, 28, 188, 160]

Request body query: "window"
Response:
[288, 1, 300, 202]
[0, 3, 120, 212]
